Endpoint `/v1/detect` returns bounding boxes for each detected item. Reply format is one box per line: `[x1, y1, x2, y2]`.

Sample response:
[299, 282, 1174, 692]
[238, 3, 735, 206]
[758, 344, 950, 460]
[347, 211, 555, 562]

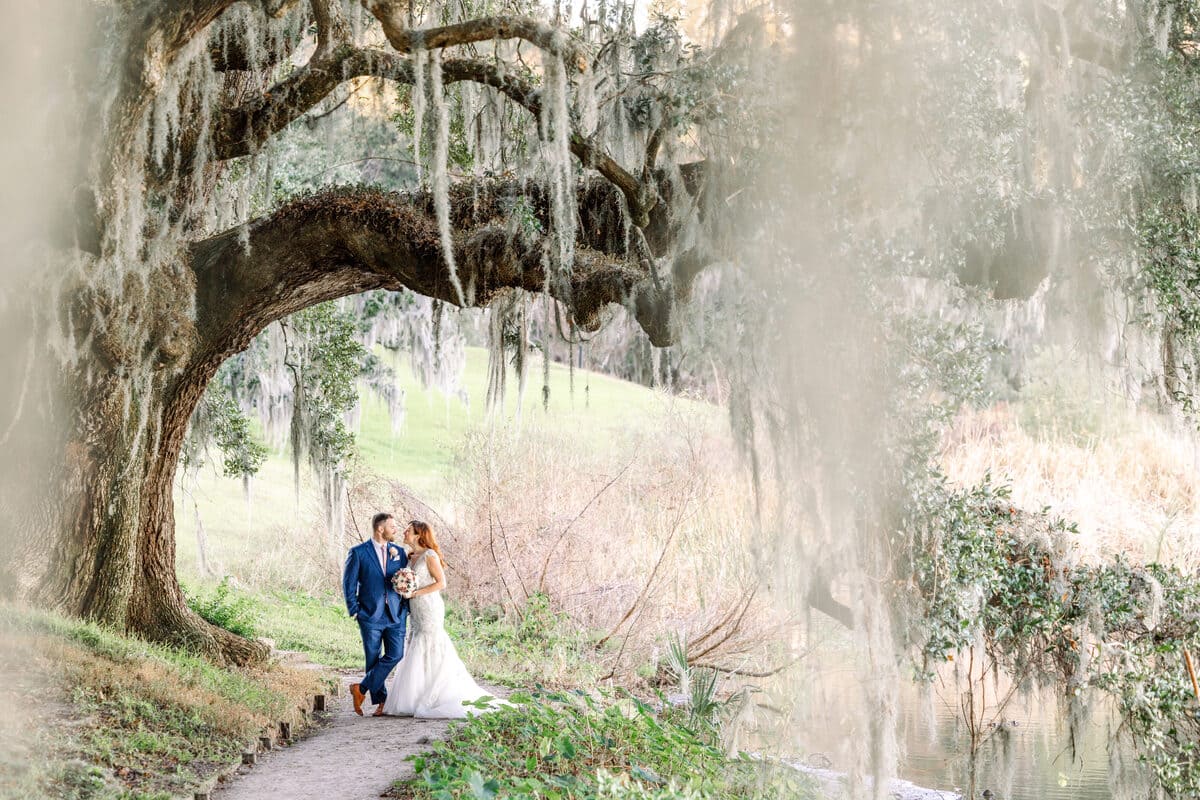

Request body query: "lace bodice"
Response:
[406, 550, 443, 633]
[409, 551, 438, 590]
[383, 545, 506, 719]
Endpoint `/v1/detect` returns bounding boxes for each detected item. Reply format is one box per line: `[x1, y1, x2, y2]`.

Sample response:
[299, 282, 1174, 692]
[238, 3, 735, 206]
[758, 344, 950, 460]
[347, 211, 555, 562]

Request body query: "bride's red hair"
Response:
[409, 520, 445, 567]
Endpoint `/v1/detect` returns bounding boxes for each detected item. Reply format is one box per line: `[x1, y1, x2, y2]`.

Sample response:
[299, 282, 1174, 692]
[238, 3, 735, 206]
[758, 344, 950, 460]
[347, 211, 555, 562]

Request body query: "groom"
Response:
[342, 511, 409, 716]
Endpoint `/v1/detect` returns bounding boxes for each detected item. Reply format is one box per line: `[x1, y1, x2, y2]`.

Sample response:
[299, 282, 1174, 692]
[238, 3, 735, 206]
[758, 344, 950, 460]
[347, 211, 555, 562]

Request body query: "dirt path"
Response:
[212, 675, 452, 800]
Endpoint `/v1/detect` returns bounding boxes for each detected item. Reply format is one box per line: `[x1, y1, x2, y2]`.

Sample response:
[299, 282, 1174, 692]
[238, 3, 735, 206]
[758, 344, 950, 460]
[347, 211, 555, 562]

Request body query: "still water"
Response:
[759, 654, 1148, 800]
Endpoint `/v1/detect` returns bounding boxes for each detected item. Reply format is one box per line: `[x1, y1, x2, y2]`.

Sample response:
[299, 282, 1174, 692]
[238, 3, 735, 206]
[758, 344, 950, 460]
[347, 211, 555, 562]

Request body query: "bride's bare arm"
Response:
[406, 552, 447, 599]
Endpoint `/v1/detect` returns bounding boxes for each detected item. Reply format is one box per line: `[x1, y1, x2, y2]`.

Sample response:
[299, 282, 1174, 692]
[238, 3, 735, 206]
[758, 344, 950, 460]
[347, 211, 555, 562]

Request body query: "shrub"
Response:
[186, 578, 259, 638]
[403, 690, 816, 800]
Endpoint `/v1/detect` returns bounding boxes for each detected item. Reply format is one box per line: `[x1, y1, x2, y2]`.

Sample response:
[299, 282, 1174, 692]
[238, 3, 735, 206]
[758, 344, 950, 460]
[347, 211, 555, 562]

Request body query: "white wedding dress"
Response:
[382, 551, 502, 718]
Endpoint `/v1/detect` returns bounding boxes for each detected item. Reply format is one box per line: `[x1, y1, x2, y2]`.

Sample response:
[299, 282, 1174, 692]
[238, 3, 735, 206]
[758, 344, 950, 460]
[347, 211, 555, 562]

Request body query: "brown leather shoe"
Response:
[373, 704, 385, 717]
[350, 683, 365, 716]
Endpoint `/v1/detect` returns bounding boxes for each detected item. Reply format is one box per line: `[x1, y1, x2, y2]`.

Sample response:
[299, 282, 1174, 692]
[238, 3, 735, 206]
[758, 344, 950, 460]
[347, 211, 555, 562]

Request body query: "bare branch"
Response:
[691, 653, 809, 678]
[690, 584, 758, 661]
[536, 458, 635, 593]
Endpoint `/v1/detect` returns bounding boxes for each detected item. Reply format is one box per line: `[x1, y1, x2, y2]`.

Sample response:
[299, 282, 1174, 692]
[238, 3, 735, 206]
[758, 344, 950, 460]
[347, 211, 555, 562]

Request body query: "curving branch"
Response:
[188, 185, 682, 374]
[211, 46, 655, 223]
[212, 48, 406, 160]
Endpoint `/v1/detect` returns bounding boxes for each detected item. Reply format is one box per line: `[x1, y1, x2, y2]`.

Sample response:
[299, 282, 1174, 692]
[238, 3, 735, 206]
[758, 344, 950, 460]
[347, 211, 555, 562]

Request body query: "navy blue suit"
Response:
[342, 540, 409, 705]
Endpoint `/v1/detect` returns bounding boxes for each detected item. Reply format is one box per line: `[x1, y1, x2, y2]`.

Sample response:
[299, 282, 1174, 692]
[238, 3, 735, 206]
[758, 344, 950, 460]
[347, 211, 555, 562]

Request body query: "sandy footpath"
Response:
[212, 675, 452, 800]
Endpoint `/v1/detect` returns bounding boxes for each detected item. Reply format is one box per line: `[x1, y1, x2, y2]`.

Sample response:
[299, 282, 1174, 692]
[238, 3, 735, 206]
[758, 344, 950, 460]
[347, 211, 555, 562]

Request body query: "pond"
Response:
[755, 653, 1149, 800]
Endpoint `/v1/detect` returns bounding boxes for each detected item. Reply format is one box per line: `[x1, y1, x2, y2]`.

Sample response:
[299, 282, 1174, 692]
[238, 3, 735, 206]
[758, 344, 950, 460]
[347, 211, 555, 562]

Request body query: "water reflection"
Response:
[759, 647, 1150, 800]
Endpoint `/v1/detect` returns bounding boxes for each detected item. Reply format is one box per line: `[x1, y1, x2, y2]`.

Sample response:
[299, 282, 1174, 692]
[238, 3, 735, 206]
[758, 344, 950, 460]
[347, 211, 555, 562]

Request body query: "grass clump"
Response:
[398, 690, 816, 800]
[448, 593, 606, 688]
[0, 605, 326, 800]
[185, 577, 260, 639]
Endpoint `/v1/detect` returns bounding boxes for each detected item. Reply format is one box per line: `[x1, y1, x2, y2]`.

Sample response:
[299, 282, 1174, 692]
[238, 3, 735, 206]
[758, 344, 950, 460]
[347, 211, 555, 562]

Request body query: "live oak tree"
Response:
[0, 0, 734, 664]
[3, 0, 1198, 699]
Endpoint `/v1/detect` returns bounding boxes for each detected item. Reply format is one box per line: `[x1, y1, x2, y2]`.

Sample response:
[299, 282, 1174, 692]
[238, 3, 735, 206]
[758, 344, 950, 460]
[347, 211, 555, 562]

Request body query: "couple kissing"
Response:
[341, 513, 503, 718]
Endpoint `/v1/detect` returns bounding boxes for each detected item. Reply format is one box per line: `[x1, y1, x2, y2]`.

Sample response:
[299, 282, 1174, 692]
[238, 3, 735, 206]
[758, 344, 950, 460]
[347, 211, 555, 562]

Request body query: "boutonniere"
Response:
[388, 544, 402, 559]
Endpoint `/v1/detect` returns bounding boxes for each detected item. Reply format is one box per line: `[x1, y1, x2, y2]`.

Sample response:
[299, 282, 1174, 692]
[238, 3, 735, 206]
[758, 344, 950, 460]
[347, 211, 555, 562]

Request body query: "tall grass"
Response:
[941, 401, 1200, 566]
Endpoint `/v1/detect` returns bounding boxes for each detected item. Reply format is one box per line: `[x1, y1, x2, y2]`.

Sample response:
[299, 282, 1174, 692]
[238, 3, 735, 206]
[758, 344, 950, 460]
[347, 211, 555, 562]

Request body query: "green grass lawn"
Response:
[174, 346, 712, 582]
[184, 579, 607, 687]
[348, 345, 696, 488]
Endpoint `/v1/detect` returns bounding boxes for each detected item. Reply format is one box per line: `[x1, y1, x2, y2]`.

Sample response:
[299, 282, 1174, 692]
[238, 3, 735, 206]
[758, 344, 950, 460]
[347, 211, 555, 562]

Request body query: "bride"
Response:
[382, 520, 504, 718]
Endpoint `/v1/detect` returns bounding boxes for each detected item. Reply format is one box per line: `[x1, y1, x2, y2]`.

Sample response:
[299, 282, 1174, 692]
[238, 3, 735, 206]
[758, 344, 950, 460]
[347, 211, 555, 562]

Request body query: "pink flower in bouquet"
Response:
[392, 567, 417, 597]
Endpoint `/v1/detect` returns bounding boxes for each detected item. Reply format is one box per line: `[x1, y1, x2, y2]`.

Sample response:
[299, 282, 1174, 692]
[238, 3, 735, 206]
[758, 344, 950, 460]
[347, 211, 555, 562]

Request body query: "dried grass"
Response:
[440, 405, 790, 678]
[940, 401, 1200, 567]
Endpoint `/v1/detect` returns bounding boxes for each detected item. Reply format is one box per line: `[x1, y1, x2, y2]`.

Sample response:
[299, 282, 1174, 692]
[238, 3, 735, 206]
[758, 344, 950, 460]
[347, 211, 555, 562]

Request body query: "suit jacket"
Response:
[342, 540, 408, 625]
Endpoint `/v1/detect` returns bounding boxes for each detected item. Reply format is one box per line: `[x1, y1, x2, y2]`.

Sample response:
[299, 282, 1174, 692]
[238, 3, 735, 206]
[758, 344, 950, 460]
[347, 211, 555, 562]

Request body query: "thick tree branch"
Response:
[310, 0, 351, 60]
[212, 47, 401, 159]
[189, 185, 680, 375]
[808, 577, 853, 629]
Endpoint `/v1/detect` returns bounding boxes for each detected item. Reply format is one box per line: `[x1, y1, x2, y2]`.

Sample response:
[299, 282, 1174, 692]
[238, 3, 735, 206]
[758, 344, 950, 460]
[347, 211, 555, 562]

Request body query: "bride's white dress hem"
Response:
[381, 551, 505, 719]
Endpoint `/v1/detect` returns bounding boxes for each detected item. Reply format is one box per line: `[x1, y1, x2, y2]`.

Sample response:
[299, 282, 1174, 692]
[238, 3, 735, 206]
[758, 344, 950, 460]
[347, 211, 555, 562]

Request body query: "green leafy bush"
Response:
[401, 690, 816, 800]
[907, 476, 1200, 797]
[186, 578, 260, 639]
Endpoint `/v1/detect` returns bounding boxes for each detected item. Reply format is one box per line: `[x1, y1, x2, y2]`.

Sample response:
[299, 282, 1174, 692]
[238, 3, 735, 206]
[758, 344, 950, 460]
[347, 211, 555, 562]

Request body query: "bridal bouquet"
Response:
[392, 567, 417, 597]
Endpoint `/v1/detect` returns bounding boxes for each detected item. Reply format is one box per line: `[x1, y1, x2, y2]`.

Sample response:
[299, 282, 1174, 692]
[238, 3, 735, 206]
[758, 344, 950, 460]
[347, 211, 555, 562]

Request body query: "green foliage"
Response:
[208, 390, 269, 479]
[447, 593, 606, 687]
[908, 477, 1200, 797]
[184, 373, 268, 480]
[400, 690, 816, 800]
[905, 476, 1079, 678]
[185, 578, 260, 639]
[287, 301, 371, 469]
[660, 633, 721, 732]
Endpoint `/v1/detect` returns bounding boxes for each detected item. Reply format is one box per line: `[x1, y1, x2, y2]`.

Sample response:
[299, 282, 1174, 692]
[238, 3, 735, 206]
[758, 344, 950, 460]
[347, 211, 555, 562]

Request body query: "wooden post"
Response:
[242, 751, 257, 766]
[259, 735, 273, 751]
[194, 793, 211, 800]
[279, 721, 292, 741]
[314, 694, 326, 712]
[1185, 649, 1200, 703]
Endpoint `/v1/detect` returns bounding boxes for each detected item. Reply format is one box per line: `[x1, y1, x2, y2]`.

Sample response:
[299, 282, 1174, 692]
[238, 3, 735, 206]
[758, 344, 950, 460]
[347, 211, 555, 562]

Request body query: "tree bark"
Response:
[23, 174, 693, 665]
[10, 0, 704, 666]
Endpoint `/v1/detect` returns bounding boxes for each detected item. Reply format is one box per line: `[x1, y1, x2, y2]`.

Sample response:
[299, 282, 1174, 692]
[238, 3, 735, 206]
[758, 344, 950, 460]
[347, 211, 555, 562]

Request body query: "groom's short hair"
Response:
[371, 512, 394, 532]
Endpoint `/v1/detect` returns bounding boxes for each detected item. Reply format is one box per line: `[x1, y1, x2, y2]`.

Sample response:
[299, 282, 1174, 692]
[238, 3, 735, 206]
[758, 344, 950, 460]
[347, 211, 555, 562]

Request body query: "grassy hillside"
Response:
[174, 346, 710, 581]
[173, 346, 716, 685]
